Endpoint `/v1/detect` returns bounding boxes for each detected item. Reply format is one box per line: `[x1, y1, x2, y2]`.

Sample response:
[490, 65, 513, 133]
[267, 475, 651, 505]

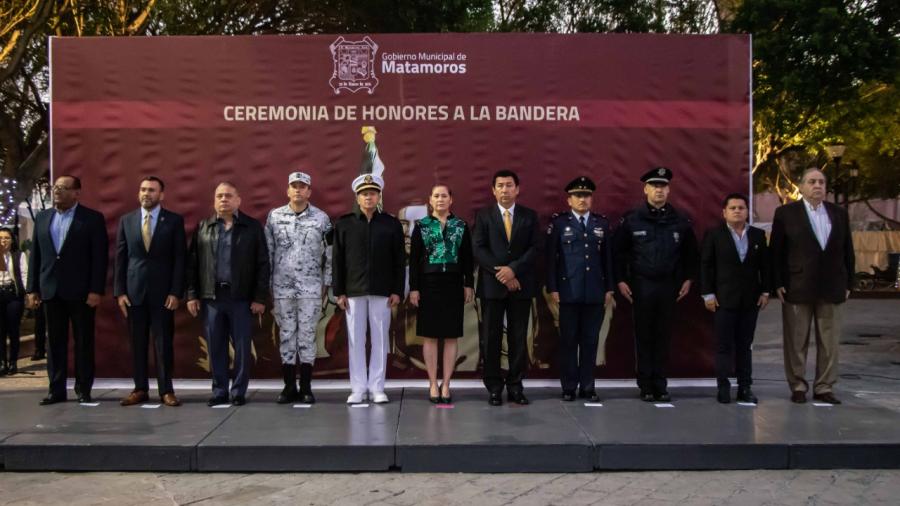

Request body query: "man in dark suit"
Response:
[26, 175, 108, 405]
[770, 167, 854, 405]
[114, 176, 186, 407]
[186, 182, 269, 407]
[701, 193, 771, 404]
[473, 169, 538, 406]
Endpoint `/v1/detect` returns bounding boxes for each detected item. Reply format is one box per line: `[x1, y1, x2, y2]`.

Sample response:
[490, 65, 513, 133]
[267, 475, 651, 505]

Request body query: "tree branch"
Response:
[0, 0, 54, 84]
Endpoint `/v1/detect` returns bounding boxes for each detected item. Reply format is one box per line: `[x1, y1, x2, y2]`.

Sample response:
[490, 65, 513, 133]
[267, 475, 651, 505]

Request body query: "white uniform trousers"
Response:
[345, 295, 391, 395]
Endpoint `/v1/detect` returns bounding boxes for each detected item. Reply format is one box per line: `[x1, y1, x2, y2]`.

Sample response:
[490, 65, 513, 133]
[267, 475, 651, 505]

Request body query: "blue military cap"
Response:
[565, 176, 596, 195]
[641, 167, 673, 184]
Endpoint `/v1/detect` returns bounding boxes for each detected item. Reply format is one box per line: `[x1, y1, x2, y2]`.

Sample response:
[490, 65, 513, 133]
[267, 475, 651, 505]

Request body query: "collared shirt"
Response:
[571, 210, 589, 229]
[727, 223, 749, 262]
[215, 213, 236, 283]
[497, 203, 516, 221]
[802, 198, 831, 249]
[141, 205, 161, 238]
[50, 203, 78, 253]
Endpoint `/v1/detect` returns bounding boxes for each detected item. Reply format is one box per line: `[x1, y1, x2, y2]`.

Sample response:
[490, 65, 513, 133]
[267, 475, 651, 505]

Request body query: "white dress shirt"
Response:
[802, 198, 831, 250]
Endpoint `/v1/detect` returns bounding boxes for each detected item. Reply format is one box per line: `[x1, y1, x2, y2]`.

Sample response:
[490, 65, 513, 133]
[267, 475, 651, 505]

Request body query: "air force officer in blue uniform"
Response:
[546, 177, 615, 402]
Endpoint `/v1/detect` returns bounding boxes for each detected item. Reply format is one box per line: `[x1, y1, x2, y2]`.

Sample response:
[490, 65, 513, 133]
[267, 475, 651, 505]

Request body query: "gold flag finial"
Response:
[361, 126, 377, 144]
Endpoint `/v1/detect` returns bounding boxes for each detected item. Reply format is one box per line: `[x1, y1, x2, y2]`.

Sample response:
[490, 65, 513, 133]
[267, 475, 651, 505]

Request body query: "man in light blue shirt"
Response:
[27, 175, 108, 405]
[50, 203, 77, 253]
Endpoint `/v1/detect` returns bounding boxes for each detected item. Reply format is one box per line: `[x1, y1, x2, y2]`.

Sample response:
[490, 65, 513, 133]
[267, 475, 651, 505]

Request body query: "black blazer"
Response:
[114, 207, 186, 307]
[27, 204, 109, 301]
[472, 204, 538, 299]
[700, 223, 771, 309]
[770, 200, 855, 304]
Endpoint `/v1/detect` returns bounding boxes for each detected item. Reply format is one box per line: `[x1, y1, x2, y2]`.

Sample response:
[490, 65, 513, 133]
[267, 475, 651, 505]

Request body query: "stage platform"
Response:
[2, 383, 899, 472]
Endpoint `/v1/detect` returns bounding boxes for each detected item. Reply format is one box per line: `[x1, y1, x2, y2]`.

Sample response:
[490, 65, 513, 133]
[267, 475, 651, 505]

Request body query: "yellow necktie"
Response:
[142, 214, 152, 251]
[503, 210, 512, 242]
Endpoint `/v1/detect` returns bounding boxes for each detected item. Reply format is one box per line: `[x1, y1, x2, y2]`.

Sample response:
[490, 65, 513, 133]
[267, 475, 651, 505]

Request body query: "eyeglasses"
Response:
[52, 185, 75, 192]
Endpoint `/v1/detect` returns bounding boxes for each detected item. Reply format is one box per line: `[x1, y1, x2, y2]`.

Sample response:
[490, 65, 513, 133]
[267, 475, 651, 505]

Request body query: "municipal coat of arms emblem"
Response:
[329, 36, 380, 95]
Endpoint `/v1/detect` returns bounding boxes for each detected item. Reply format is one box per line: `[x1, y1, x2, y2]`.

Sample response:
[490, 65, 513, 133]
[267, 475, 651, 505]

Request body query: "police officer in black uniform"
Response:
[614, 167, 698, 402]
[546, 176, 615, 402]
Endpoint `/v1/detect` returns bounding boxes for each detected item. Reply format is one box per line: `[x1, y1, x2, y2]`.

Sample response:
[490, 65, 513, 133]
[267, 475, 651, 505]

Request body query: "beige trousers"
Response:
[782, 301, 842, 395]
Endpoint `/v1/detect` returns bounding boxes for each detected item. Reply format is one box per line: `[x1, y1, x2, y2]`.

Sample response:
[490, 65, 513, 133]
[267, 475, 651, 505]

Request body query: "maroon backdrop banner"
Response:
[49, 33, 750, 379]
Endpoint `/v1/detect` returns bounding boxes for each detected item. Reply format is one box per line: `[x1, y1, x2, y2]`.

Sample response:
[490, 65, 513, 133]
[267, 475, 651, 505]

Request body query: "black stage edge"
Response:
[2, 385, 899, 472]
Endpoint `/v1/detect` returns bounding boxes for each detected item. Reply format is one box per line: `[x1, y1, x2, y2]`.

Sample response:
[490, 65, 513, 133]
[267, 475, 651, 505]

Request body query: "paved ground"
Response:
[1, 299, 899, 505]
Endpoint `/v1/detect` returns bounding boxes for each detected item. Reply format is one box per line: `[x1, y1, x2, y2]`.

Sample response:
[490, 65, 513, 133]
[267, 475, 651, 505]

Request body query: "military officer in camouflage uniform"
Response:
[265, 171, 333, 404]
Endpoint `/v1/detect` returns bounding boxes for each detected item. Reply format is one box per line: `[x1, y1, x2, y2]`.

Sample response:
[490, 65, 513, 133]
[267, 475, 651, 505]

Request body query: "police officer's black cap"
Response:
[641, 167, 673, 185]
[565, 176, 595, 195]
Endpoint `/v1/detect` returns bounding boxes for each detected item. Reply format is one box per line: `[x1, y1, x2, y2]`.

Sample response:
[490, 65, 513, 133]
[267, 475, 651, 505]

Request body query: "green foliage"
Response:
[494, 0, 719, 33]
[726, 0, 900, 199]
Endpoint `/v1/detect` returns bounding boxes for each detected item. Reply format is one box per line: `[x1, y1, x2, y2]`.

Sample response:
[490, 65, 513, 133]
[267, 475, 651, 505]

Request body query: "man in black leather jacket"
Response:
[186, 182, 269, 407]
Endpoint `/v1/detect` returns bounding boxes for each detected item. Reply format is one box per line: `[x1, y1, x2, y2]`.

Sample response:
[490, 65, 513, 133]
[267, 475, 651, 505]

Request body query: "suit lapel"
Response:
[149, 209, 167, 252]
[41, 211, 54, 250]
[719, 223, 743, 264]
[132, 210, 146, 254]
[510, 207, 523, 243]
[493, 206, 509, 246]
[822, 203, 838, 251]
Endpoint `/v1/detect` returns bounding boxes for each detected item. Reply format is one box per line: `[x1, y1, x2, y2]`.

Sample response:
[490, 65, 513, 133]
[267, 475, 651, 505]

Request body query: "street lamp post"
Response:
[825, 144, 847, 207]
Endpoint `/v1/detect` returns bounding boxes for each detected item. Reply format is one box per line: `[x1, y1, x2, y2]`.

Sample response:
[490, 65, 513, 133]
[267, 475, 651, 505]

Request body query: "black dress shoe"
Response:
[717, 387, 731, 404]
[791, 391, 807, 404]
[207, 396, 229, 407]
[0, 363, 8, 376]
[77, 394, 92, 403]
[488, 392, 503, 406]
[640, 392, 655, 402]
[31, 352, 45, 361]
[654, 392, 671, 402]
[232, 395, 246, 406]
[39, 394, 66, 405]
[579, 390, 600, 402]
[276, 387, 297, 404]
[508, 391, 530, 405]
[813, 392, 841, 405]
[298, 391, 316, 404]
[6, 363, 16, 375]
[562, 391, 576, 402]
[736, 388, 758, 404]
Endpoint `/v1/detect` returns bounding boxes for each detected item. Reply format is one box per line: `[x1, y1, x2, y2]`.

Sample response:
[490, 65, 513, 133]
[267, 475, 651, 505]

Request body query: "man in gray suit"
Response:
[114, 176, 186, 407]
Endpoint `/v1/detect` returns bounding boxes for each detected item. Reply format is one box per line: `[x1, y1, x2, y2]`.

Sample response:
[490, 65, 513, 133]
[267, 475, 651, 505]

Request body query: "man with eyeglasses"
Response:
[27, 175, 109, 405]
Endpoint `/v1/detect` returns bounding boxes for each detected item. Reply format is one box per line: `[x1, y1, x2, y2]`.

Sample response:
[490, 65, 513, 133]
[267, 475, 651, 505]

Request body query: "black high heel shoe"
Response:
[439, 383, 452, 404]
[429, 384, 440, 404]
